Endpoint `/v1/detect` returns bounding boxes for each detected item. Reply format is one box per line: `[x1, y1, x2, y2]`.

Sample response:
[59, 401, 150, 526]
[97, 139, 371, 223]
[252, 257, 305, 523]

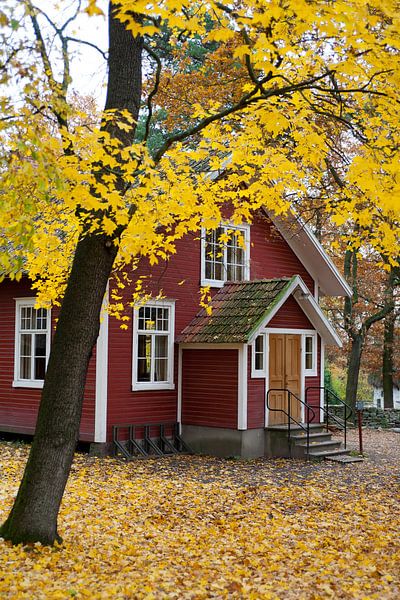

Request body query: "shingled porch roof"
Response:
[177, 278, 296, 344]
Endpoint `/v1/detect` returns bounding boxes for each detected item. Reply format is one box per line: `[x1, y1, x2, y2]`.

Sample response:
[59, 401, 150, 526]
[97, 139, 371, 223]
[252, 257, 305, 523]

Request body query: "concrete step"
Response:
[290, 432, 333, 445]
[301, 440, 342, 453]
[307, 448, 351, 459]
[266, 423, 325, 433]
[325, 454, 364, 464]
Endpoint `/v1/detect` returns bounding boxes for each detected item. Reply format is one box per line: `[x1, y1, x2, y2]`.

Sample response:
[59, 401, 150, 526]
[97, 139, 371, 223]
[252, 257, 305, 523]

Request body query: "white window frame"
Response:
[132, 300, 175, 391]
[13, 298, 51, 389]
[251, 333, 267, 378]
[200, 223, 250, 287]
[303, 332, 318, 376]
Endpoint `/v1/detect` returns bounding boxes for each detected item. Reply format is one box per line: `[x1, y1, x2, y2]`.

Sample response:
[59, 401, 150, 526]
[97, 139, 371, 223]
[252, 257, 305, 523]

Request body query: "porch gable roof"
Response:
[177, 278, 295, 344]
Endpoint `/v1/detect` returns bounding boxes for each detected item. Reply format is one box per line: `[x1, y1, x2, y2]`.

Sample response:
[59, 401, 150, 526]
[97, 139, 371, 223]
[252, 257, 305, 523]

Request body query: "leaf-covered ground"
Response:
[0, 430, 399, 599]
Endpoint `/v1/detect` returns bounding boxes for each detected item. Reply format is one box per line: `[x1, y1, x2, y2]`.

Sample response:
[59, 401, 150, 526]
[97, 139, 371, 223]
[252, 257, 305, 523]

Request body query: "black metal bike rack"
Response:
[113, 422, 193, 459]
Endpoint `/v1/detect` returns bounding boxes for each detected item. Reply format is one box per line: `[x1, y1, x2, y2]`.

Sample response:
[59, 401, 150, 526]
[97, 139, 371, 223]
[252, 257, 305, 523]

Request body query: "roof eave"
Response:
[264, 209, 352, 298]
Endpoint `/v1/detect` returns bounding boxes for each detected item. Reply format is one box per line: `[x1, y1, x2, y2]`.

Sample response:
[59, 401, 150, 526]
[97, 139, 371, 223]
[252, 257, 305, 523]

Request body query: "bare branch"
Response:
[67, 37, 107, 60]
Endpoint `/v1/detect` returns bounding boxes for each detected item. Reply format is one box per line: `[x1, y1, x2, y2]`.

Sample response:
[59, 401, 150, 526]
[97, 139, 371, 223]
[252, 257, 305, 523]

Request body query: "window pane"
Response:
[305, 336, 313, 354]
[214, 261, 223, 280]
[225, 231, 245, 282]
[235, 264, 243, 281]
[34, 334, 47, 378]
[35, 334, 46, 357]
[35, 357, 46, 380]
[156, 308, 169, 331]
[305, 336, 314, 370]
[35, 308, 47, 330]
[20, 334, 32, 379]
[154, 359, 168, 381]
[255, 335, 264, 371]
[155, 335, 168, 358]
[138, 307, 145, 330]
[137, 335, 152, 381]
[20, 307, 33, 330]
[137, 359, 151, 381]
[205, 228, 224, 281]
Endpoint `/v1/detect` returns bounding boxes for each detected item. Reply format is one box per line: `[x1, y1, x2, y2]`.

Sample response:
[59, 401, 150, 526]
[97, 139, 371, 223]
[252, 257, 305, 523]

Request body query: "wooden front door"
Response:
[268, 334, 301, 425]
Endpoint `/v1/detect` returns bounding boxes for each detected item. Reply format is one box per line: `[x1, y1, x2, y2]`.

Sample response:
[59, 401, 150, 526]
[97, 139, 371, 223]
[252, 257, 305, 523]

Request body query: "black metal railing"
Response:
[266, 388, 316, 458]
[305, 387, 353, 449]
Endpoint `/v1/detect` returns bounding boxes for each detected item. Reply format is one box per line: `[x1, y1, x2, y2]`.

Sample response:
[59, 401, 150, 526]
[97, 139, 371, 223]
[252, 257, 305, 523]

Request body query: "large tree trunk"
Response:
[0, 2, 142, 545]
[0, 237, 118, 544]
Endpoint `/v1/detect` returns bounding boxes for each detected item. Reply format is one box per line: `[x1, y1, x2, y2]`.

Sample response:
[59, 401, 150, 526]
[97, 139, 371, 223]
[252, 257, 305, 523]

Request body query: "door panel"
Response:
[268, 335, 286, 425]
[268, 334, 301, 425]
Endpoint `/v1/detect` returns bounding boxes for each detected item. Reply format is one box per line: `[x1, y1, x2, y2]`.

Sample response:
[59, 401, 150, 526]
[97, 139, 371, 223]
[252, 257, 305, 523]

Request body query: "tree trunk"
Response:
[345, 334, 364, 415]
[0, 2, 142, 545]
[383, 312, 395, 408]
[383, 269, 396, 408]
[0, 237, 117, 544]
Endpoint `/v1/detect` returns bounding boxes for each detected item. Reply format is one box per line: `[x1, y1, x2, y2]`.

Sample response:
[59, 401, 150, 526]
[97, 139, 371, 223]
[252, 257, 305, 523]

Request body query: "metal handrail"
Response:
[266, 388, 316, 458]
[305, 387, 353, 450]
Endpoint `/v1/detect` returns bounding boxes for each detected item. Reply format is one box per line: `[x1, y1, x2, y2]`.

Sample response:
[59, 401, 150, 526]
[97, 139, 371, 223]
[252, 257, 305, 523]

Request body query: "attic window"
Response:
[201, 224, 250, 287]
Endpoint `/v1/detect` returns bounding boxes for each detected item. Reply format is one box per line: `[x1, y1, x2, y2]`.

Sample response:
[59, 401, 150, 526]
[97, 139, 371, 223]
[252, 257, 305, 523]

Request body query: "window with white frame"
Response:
[251, 333, 266, 377]
[14, 299, 51, 388]
[132, 301, 175, 390]
[304, 333, 317, 375]
[201, 224, 250, 287]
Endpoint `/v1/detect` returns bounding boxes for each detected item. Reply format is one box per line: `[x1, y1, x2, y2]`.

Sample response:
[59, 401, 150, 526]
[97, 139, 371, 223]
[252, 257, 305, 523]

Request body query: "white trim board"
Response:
[95, 285, 109, 443]
[247, 275, 342, 347]
[238, 344, 248, 430]
[265, 210, 352, 298]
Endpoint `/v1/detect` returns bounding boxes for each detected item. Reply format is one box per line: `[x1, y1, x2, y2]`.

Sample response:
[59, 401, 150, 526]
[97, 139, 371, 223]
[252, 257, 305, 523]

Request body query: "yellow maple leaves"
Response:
[0, 0, 399, 305]
[0, 440, 400, 598]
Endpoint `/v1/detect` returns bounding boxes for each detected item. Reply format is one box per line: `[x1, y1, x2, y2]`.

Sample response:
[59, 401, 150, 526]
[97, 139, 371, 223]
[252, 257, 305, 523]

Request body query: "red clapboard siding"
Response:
[106, 211, 318, 438]
[0, 278, 96, 441]
[268, 296, 313, 329]
[305, 335, 322, 423]
[247, 348, 265, 429]
[250, 214, 315, 294]
[181, 349, 238, 428]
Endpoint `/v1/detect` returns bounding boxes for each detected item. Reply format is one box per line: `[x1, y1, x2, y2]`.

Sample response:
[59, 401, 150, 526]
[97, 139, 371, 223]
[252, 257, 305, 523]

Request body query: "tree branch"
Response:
[67, 37, 107, 60]
[142, 42, 162, 143]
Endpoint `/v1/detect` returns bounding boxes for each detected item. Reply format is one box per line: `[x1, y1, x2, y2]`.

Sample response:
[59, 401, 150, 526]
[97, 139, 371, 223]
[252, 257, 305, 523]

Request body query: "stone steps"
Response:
[288, 424, 363, 462]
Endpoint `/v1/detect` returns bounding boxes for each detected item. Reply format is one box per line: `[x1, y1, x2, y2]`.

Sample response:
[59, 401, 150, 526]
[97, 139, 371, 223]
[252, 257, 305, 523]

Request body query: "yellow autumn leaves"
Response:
[1, 0, 399, 305]
[0, 442, 399, 599]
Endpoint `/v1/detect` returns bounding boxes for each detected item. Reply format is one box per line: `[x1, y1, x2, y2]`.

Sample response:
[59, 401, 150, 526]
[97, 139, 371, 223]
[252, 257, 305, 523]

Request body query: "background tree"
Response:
[0, 0, 399, 545]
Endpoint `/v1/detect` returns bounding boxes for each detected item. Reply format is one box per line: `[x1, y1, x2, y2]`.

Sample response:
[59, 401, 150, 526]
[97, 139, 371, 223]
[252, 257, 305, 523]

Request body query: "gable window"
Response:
[251, 333, 266, 378]
[201, 224, 250, 287]
[132, 301, 175, 391]
[13, 299, 51, 388]
[304, 333, 317, 375]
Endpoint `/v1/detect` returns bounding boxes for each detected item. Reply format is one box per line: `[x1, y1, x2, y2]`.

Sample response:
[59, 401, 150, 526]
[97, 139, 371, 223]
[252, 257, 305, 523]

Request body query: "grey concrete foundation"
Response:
[181, 425, 265, 458]
[89, 442, 114, 457]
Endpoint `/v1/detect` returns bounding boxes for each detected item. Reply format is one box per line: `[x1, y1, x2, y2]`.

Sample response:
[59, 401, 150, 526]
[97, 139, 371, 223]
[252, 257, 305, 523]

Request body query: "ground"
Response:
[0, 429, 399, 599]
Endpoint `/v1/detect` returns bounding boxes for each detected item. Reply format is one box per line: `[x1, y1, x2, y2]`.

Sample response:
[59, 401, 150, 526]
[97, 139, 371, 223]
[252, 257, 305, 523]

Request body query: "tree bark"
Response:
[383, 269, 396, 408]
[0, 2, 142, 545]
[345, 333, 364, 414]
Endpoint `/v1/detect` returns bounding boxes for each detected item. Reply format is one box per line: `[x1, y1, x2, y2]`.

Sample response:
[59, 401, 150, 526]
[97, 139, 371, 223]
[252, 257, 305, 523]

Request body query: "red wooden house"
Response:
[0, 210, 351, 457]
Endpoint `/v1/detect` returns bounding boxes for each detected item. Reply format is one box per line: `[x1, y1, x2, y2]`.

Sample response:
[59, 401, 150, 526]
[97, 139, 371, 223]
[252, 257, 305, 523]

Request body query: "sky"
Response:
[33, 0, 109, 105]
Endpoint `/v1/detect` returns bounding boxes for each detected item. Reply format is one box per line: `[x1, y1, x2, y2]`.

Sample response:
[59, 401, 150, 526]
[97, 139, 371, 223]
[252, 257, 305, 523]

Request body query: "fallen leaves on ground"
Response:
[0, 431, 399, 599]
